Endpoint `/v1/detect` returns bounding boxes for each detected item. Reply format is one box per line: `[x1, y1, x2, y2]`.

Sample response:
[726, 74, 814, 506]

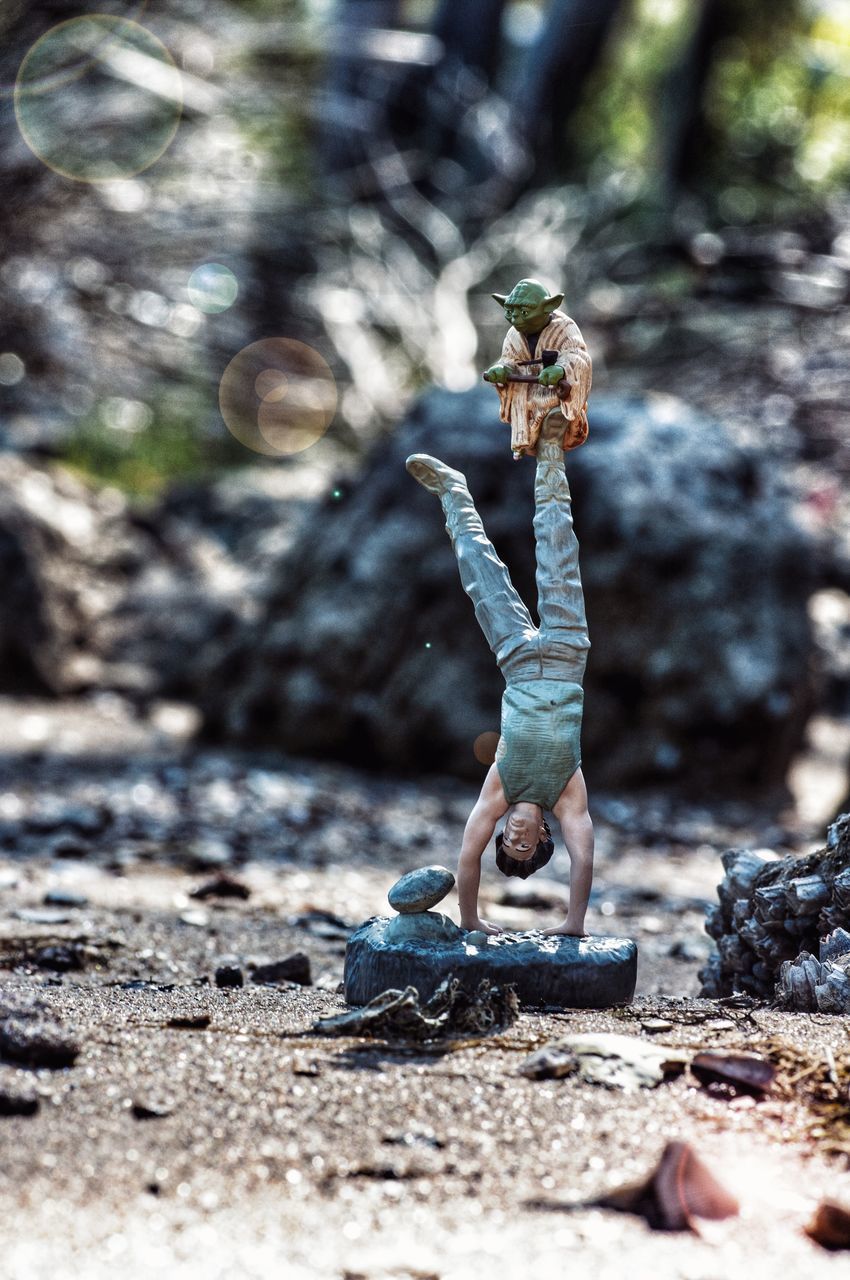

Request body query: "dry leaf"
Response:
[600, 1140, 739, 1232]
[805, 1201, 850, 1250]
[691, 1051, 775, 1096]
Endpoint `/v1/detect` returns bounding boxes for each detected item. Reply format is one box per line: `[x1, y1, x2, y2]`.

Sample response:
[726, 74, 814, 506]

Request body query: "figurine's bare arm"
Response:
[541, 767, 594, 937]
[456, 763, 510, 934]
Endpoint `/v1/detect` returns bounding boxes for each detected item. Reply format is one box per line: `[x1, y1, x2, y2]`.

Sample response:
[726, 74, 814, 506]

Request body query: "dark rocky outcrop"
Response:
[95, 466, 321, 700]
[0, 454, 315, 701]
[699, 813, 850, 1001]
[0, 454, 152, 694]
[774, 929, 850, 1015]
[197, 387, 815, 792]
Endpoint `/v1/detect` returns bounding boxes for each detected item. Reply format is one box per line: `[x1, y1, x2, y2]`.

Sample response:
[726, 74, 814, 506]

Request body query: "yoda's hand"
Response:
[538, 363, 565, 387]
[483, 364, 513, 385]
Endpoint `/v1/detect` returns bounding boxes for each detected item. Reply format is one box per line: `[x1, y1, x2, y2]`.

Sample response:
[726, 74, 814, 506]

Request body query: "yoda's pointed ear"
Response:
[492, 293, 508, 307]
[544, 294, 564, 311]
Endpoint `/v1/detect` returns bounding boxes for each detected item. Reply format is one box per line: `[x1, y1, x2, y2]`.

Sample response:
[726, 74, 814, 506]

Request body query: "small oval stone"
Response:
[388, 865, 455, 914]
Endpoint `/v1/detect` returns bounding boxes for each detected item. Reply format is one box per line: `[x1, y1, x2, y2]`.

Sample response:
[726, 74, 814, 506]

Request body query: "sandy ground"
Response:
[1, 697, 849, 1280]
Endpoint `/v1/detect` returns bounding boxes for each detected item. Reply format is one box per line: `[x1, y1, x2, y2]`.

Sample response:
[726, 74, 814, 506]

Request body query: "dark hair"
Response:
[495, 819, 554, 879]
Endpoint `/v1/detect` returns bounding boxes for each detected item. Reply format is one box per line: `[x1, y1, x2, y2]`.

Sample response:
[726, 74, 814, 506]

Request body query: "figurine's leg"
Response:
[406, 454, 534, 665]
[533, 420, 590, 654]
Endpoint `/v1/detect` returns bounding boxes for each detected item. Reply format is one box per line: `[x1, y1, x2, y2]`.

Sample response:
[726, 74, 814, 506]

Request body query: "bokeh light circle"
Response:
[219, 338, 338, 457]
[14, 16, 183, 182]
[188, 264, 239, 314]
[254, 369, 288, 402]
[0, 354, 26, 387]
[0, 3, 154, 98]
[473, 732, 500, 766]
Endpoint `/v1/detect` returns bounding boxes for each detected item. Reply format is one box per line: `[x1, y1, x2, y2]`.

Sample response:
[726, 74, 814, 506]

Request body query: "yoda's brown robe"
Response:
[495, 310, 592, 456]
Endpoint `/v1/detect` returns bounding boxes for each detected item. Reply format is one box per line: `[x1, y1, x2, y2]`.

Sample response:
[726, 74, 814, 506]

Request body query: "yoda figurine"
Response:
[483, 279, 591, 459]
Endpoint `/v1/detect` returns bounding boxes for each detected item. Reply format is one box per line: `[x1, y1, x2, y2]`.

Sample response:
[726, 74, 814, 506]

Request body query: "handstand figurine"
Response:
[483, 278, 591, 458]
[406, 411, 594, 938]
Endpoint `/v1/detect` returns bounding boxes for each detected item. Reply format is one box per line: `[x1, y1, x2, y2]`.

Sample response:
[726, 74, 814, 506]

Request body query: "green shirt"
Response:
[495, 679, 583, 811]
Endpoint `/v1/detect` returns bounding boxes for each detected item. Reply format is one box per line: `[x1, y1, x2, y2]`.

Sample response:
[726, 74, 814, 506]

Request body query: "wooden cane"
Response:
[482, 372, 573, 396]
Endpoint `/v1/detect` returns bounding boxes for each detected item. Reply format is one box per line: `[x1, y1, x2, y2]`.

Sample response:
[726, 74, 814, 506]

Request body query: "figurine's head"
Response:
[492, 279, 564, 335]
[495, 804, 554, 879]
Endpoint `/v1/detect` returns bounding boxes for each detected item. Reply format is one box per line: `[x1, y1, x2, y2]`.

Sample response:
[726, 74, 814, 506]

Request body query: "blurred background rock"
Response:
[2, 0, 850, 815]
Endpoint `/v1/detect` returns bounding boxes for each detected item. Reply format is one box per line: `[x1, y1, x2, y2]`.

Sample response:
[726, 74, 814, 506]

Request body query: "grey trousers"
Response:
[446, 445, 590, 686]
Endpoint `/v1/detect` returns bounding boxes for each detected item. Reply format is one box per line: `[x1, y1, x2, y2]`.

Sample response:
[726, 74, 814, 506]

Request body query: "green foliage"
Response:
[235, 100, 316, 197]
[226, 0, 306, 16]
[60, 392, 241, 496]
[702, 9, 850, 209]
[571, 0, 694, 180]
[226, 0, 322, 198]
[568, 0, 850, 216]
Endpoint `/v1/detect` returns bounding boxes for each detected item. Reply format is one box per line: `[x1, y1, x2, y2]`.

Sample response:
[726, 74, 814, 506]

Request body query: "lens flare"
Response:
[14, 16, 182, 182]
[219, 338, 338, 457]
[0, 3, 153, 99]
[0, 354, 26, 387]
[187, 264, 238, 314]
[473, 732, 500, 766]
[254, 369, 288, 402]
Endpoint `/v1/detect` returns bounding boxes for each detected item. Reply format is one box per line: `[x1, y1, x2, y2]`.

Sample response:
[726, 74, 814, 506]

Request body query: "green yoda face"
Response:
[492, 279, 564, 335]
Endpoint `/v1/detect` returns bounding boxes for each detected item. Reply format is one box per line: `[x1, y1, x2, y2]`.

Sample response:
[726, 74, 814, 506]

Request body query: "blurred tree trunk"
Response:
[316, 0, 402, 187]
[317, 0, 626, 222]
[659, 0, 805, 198]
[431, 0, 506, 84]
[318, 0, 515, 236]
[386, 0, 509, 182]
[659, 0, 733, 196]
[518, 0, 623, 179]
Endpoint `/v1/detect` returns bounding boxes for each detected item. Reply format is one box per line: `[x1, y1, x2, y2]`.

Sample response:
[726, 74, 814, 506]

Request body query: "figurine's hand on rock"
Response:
[483, 364, 512, 385]
[540, 920, 588, 938]
[462, 917, 503, 936]
[537, 363, 565, 387]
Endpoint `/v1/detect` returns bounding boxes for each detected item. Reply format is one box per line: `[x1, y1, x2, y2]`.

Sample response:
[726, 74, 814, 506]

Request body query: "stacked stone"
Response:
[387, 866, 457, 916]
[699, 814, 850, 1004]
[382, 866, 463, 946]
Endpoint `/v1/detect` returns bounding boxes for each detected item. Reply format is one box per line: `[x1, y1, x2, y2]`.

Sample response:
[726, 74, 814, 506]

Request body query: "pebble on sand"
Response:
[215, 962, 245, 989]
[0, 1087, 39, 1117]
[250, 953, 312, 986]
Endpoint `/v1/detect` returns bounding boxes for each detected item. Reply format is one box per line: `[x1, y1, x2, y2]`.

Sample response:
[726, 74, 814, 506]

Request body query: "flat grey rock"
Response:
[387, 865, 455, 914]
[344, 918, 637, 1010]
[13, 907, 73, 925]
